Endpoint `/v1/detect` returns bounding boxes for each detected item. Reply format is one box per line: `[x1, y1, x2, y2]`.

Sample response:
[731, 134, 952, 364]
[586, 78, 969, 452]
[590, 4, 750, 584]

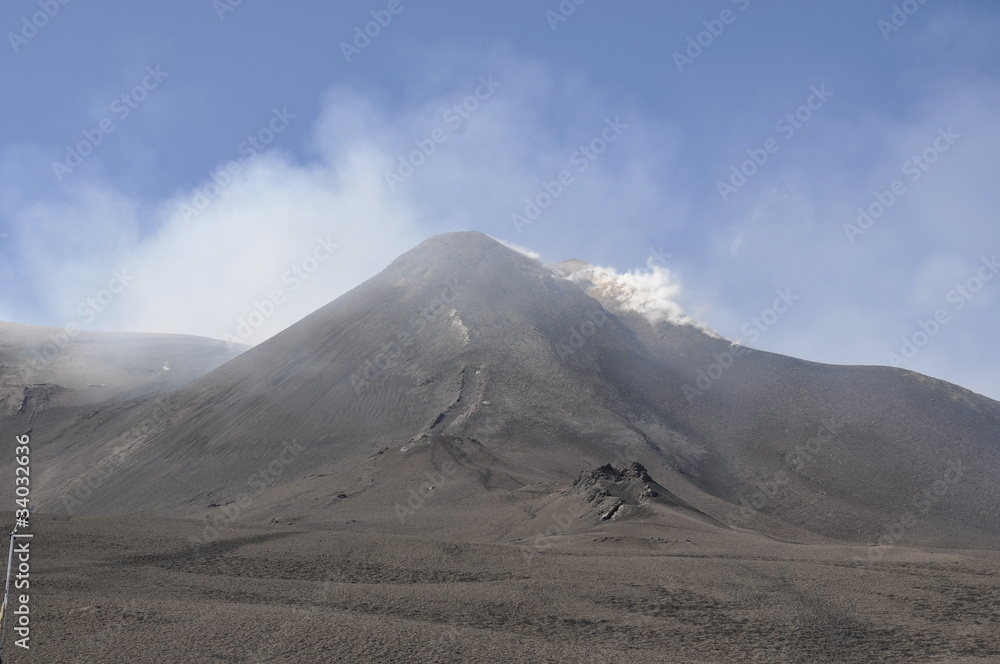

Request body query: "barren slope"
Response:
[7, 232, 999, 549]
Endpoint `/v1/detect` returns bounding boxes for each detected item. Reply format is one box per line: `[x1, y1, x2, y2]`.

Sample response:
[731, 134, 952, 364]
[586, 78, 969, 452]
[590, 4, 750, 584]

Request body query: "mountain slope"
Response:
[14, 232, 1000, 549]
[0, 322, 246, 514]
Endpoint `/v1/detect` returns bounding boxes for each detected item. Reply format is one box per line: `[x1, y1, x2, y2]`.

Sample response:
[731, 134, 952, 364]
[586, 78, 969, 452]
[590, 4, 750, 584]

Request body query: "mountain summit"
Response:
[7, 232, 999, 548]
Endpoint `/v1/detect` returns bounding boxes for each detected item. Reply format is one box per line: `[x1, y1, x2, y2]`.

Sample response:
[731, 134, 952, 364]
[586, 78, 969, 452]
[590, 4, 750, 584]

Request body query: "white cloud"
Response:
[1, 25, 995, 403]
[0, 47, 685, 347]
[690, 11, 1000, 401]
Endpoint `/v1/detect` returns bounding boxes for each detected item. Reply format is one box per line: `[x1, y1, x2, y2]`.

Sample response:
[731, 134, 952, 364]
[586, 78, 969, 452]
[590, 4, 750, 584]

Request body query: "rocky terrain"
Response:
[1, 232, 997, 662]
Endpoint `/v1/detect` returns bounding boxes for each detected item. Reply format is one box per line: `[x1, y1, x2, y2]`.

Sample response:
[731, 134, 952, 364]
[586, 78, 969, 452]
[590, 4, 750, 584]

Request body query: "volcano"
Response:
[10, 231, 995, 546]
[2, 231, 999, 663]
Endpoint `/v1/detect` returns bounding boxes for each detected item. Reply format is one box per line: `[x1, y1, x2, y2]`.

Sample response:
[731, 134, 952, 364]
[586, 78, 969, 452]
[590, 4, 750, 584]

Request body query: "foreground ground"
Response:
[3, 513, 998, 663]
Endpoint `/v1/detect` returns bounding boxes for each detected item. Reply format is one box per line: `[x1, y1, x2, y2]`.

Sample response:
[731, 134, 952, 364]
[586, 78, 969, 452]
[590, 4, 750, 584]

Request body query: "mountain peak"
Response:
[413, 230, 500, 251]
[551, 258, 592, 274]
[380, 231, 543, 285]
[16, 232, 1000, 553]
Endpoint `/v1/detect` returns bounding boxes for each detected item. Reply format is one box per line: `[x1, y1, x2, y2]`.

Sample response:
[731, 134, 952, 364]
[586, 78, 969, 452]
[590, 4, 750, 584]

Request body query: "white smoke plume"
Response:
[494, 238, 541, 260]
[560, 262, 719, 336]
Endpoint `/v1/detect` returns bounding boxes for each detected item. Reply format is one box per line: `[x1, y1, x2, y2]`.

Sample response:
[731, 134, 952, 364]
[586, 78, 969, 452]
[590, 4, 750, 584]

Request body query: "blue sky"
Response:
[1, 0, 999, 400]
